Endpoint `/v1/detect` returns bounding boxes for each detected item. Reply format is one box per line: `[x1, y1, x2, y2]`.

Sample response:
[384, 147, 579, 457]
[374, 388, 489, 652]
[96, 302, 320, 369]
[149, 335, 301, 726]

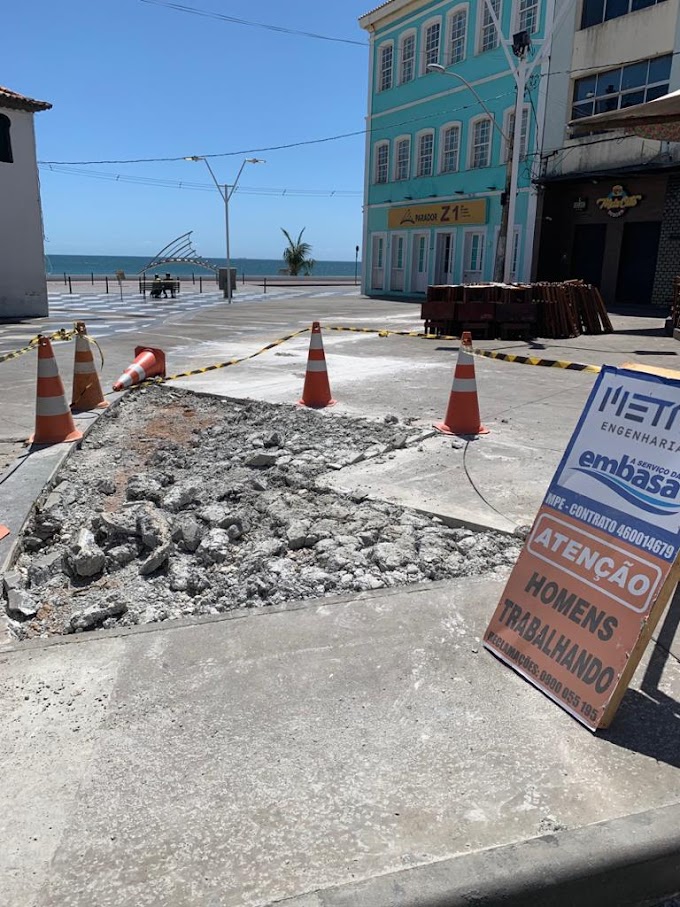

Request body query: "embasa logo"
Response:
[576, 450, 680, 515]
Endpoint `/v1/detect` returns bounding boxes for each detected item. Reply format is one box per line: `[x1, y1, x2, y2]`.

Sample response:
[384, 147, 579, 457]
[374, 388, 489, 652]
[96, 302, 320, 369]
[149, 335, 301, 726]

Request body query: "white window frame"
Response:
[468, 115, 492, 169]
[421, 17, 442, 74]
[377, 41, 394, 92]
[493, 225, 522, 280]
[388, 232, 408, 292]
[393, 135, 411, 181]
[374, 141, 390, 184]
[371, 232, 387, 291]
[514, 0, 540, 35]
[501, 105, 530, 163]
[399, 29, 417, 84]
[439, 121, 462, 173]
[462, 227, 487, 280]
[415, 129, 435, 177]
[477, 0, 501, 53]
[446, 5, 469, 66]
[434, 229, 457, 284]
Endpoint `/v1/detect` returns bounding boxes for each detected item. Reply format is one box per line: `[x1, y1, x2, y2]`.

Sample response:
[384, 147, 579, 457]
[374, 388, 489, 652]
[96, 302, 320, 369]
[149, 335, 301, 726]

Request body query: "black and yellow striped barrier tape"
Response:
[324, 325, 601, 372]
[145, 324, 600, 384]
[468, 347, 601, 373]
[137, 328, 312, 386]
[0, 327, 76, 365]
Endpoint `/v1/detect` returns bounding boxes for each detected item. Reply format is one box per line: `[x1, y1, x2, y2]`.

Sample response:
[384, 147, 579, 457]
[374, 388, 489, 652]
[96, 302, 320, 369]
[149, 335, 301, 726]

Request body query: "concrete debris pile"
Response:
[4, 387, 523, 638]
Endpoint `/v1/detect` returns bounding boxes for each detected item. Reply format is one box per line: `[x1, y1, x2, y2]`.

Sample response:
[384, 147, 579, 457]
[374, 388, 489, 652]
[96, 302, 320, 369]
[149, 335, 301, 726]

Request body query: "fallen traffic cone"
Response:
[0, 526, 9, 542]
[298, 322, 336, 408]
[71, 321, 108, 411]
[31, 336, 83, 445]
[434, 332, 489, 436]
[113, 346, 166, 391]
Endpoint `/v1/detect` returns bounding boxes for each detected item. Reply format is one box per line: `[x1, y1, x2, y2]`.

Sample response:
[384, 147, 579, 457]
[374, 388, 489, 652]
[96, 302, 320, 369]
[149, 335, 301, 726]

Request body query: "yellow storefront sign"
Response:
[388, 199, 488, 230]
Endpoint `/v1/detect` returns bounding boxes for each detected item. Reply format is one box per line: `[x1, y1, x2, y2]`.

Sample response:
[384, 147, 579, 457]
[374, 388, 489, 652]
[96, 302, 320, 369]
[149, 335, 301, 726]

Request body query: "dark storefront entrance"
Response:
[615, 221, 661, 303]
[571, 224, 606, 288]
[537, 172, 670, 306]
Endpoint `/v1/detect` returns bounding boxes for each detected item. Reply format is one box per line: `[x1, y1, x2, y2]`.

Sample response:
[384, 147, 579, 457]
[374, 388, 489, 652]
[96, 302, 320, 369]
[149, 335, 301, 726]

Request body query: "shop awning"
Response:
[569, 89, 680, 142]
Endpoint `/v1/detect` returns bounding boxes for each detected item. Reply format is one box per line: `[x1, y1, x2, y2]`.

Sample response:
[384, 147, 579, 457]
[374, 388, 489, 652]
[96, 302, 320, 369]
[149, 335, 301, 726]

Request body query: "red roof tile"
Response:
[0, 86, 52, 113]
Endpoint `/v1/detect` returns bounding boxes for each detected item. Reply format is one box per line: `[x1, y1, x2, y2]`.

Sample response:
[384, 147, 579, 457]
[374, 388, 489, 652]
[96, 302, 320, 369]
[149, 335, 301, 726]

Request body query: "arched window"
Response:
[0, 115, 13, 164]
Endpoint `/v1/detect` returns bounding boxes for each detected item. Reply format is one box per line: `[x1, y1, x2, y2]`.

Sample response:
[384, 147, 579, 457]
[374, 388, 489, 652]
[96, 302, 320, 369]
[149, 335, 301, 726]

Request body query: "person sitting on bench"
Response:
[150, 275, 163, 298]
[162, 273, 175, 299]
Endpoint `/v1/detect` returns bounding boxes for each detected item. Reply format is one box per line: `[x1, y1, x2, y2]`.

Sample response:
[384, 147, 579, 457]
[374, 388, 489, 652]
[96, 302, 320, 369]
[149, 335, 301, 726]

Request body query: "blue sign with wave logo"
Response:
[575, 450, 680, 516]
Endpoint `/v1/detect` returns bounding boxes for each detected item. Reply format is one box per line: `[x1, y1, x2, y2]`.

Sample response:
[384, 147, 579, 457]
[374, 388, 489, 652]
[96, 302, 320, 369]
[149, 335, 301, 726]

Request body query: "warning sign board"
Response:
[484, 365, 680, 730]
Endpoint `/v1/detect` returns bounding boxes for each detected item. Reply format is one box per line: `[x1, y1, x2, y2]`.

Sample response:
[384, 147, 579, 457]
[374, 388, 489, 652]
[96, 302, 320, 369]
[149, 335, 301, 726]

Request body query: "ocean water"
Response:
[46, 254, 361, 279]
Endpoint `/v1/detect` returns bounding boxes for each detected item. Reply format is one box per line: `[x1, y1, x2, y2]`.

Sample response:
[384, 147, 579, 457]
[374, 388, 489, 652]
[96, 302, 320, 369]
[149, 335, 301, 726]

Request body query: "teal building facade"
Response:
[359, 0, 547, 296]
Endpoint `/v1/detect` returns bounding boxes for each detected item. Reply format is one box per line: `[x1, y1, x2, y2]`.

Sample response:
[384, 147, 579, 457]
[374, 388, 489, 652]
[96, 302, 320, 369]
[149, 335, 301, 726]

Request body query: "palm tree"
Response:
[281, 227, 315, 276]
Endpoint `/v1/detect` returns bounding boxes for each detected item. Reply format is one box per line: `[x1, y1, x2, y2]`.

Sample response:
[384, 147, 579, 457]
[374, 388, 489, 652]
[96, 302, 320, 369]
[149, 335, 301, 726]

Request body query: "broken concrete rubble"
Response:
[7, 387, 523, 639]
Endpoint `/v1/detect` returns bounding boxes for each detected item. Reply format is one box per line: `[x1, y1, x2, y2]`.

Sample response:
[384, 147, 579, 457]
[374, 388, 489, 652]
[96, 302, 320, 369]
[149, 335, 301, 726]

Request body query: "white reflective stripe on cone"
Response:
[74, 362, 96, 374]
[457, 350, 475, 366]
[306, 361, 328, 372]
[36, 395, 69, 417]
[37, 358, 60, 378]
[309, 334, 325, 350]
[451, 378, 478, 392]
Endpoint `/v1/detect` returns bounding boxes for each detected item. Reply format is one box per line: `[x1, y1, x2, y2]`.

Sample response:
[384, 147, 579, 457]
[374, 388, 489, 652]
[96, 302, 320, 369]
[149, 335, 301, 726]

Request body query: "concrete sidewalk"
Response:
[1, 576, 679, 907]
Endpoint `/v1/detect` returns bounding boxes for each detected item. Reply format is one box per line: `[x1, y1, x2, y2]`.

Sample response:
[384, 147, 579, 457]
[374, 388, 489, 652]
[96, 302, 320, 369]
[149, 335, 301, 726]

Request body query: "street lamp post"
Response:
[427, 63, 513, 283]
[185, 156, 265, 302]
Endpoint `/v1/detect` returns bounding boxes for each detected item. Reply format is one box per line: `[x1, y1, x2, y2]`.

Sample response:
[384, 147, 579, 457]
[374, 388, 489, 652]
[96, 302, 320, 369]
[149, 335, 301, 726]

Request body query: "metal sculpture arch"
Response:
[140, 231, 218, 274]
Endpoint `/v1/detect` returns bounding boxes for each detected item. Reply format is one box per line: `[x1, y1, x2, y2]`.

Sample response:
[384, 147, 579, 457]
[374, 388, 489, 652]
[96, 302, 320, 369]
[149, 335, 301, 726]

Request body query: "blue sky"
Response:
[6, 1, 373, 260]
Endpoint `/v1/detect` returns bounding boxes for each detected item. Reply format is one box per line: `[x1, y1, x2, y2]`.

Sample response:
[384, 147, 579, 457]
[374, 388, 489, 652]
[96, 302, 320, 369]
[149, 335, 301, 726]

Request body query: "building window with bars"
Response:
[470, 117, 492, 168]
[394, 137, 411, 180]
[479, 0, 501, 52]
[416, 131, 435, 177]
[447, 7, 468, 64]
[440, 124, 461, 172]
[378, 42, 394, 92]
[400, 31, 416, 83]
[422, 20, 441, 72]
[571, 54, 672, 119]
[374, 142, 390, 183]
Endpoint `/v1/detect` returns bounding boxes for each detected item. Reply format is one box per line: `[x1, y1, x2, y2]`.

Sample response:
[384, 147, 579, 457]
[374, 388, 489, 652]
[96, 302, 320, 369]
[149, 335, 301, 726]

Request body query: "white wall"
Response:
[0, 108, 48, 318]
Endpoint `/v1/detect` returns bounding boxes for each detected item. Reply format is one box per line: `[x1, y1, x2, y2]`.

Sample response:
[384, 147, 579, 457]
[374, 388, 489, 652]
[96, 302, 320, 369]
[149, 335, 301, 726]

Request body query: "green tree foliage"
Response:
[281, 227, 315, 276]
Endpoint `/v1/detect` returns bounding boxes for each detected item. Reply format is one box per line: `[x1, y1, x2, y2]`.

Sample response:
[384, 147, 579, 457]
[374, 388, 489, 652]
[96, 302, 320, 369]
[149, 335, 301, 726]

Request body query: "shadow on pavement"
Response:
[602, 587, 680, 770]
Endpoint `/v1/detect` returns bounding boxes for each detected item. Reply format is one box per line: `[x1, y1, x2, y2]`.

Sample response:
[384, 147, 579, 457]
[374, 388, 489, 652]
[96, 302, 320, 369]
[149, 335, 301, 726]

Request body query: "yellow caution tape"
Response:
[119, 322, 601, 394]
[325, 325, 601, 372]
[0, 327, 76, 365]
[135, 328, 312, 387]
[468, 347, 601, 374]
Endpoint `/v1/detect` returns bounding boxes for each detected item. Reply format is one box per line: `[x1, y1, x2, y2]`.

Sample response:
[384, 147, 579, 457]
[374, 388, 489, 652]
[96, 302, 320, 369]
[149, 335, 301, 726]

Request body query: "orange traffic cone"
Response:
[434, 332, 489, 436]
[0, 526, 9, 541]
[71, 322, 108, 411]
[113, 346, 166, 391]
[298, 322, 336, 408]
[31, 336, 83, 445]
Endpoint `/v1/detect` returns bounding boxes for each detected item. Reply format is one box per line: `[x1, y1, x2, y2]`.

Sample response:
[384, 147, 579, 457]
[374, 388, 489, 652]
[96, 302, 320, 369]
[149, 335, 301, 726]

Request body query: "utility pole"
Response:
[495, 33, 530, 283]
[482, 0, 577, 283]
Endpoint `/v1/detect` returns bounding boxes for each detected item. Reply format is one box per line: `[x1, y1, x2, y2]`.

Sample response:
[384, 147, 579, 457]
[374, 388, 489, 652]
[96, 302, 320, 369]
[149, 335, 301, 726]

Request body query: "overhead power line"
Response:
[39, 89, 517, 166]
[40, 164, 362, 196]
[140, 0, 367, 47]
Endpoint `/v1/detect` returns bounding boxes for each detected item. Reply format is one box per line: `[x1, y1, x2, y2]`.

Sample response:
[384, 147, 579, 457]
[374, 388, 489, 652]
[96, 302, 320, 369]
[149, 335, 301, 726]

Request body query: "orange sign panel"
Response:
[484, 365, 680, 730]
